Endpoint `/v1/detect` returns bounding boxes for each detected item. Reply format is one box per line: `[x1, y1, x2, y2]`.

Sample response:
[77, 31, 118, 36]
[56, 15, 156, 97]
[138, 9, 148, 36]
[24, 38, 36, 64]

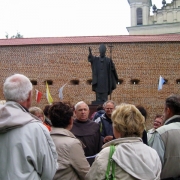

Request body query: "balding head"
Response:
[74, 101, 89, 121]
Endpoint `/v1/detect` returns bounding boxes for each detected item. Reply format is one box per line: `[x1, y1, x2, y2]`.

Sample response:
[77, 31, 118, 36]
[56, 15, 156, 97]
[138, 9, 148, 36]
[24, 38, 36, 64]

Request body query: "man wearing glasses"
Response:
[94, 100, 116, 143]
[147, 114, 163, 146]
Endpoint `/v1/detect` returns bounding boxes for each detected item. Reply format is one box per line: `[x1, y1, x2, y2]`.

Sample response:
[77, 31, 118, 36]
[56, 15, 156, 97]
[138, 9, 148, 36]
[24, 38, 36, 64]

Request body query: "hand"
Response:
[89, 47, 92, 55]
[103, 136, 113, 143]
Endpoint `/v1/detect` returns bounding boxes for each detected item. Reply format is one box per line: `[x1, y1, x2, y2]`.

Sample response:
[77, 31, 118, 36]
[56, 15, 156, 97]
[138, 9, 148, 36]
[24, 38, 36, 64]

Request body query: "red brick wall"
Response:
[1, 42, 180, 129]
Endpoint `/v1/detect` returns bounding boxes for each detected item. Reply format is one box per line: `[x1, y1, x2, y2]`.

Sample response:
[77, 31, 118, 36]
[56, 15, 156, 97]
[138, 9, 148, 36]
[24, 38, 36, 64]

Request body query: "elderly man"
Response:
[71, 101, 103, 166]
[95, 100, 116, 143]
[147, 114, 163, 146]
[0, 74, 58, 180]
[151, 94, 180, 179]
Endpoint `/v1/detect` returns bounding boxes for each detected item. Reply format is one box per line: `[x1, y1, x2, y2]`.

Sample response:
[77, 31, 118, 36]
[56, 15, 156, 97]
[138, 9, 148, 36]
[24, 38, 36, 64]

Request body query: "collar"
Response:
[102, 137, 142, 148]
[75, 119, 89, 123]
[165, 115, 180, 125]
[51, 127, 86, 148]
[21, 105, 29, 112]
[104, 113, 112, 122]
[148, 128, 156, 134]
[50, 127, 77, 138]
[6, 101, 28, 112]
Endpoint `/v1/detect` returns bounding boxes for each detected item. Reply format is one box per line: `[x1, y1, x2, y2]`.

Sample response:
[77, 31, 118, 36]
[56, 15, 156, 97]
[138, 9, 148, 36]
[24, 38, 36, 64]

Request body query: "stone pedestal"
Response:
[88, 101, 104, 119]
[91, 101, 104, 105]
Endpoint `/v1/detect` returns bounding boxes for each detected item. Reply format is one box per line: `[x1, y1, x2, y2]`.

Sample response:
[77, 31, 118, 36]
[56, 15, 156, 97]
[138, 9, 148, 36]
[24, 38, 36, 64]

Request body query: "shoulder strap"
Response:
[105, 145, 116, 180]
[111, 146, 115, 179]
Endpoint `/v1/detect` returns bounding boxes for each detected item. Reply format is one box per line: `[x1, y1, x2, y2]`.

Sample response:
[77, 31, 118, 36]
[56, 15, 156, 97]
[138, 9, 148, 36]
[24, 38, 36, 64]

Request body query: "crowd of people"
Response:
[0, 73, 180, 180]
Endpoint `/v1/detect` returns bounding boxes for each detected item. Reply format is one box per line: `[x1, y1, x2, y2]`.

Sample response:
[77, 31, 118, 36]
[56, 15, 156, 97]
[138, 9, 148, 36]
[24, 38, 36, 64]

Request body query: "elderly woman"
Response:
[86, 103, 161, 180]
[49, 102, 90, 180]
[29, 106, 51, 131]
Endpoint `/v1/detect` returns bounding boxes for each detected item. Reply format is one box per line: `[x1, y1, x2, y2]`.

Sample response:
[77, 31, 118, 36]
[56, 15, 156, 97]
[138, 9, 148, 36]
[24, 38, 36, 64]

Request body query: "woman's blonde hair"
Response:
[112, 103, 145, 138]
[29, 106, 44, 117]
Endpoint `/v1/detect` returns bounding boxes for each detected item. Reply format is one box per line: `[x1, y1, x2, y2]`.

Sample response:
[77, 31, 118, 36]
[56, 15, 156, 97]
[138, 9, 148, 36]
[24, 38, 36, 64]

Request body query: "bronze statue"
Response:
[88, 44, 118, 102]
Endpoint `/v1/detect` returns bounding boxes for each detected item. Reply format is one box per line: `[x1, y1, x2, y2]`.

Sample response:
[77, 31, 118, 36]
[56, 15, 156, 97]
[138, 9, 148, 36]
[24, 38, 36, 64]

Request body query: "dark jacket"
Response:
[95, 114, 114, 138]
[142, 130, 148, 145]
[92, 110, 105, 121]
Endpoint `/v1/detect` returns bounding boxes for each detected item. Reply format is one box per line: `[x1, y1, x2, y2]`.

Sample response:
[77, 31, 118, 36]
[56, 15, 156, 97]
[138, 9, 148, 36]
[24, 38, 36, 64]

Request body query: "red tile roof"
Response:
[0, 34, 180, 46]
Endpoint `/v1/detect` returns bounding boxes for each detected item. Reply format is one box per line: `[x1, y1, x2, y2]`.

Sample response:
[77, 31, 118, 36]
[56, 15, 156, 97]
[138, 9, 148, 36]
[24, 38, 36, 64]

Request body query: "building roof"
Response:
[0, 34, 180, 46]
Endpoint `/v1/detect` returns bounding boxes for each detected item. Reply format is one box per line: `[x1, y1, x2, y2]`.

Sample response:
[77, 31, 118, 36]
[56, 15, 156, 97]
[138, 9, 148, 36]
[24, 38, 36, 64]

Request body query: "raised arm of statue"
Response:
[89, 47, 92, 55]
[88, 47, 93, 62]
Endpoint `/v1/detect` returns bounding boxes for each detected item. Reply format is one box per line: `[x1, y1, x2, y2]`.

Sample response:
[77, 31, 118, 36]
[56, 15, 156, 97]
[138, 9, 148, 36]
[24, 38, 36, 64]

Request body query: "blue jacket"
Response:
[92, 110, 105, 121]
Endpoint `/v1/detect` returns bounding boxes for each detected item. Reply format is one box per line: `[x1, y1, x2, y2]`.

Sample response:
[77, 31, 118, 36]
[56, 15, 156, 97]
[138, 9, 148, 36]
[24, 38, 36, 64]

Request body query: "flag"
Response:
[158, 76, 165, 90]
[35, 89, 42, 103]
[46, 81, 53, 104]
[59, 83, 67, 100]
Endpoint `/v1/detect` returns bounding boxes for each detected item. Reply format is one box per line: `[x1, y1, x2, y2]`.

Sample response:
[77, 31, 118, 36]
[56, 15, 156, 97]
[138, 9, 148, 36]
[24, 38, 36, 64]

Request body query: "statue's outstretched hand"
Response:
[89, 47, 92, 55]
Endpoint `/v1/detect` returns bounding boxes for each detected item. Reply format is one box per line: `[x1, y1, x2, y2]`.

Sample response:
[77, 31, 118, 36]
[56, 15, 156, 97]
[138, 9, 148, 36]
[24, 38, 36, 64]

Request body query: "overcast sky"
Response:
[0, 0, 172, 39]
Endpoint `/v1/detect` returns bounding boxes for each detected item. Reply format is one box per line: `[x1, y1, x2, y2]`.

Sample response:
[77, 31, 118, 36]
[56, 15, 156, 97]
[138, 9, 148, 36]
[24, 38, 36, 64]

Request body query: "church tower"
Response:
[127, 0, 152, 26]
[127, 0, 180, 35]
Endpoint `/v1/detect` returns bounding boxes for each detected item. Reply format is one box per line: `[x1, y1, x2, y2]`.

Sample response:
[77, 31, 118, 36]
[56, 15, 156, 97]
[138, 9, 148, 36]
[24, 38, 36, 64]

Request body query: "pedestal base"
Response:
[91, 101, 104, 105]
[89, 101, 104, 119]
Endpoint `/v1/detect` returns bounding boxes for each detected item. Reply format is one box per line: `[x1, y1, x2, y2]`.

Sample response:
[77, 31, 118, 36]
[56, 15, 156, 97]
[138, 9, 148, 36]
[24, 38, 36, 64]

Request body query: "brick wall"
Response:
[0, 42, 180, 129]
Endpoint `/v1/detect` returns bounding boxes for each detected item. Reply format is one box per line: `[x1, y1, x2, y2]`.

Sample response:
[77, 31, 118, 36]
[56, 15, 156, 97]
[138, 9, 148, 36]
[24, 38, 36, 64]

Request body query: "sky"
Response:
[0, 0, 172, 39]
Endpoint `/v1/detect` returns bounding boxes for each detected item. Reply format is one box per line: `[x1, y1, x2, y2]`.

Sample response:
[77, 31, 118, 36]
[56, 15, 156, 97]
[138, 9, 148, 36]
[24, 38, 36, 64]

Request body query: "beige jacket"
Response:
[51, 127, 90, 180]
[86, 137, 161, 180]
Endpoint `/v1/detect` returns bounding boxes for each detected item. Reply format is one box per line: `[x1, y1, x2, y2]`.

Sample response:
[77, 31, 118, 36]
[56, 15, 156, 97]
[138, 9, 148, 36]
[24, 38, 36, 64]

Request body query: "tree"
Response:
[5, 32, 23, 39]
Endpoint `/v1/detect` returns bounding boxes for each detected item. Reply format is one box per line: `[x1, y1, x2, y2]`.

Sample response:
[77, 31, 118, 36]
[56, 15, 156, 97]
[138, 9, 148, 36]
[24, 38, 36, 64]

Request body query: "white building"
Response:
[127, 0, 180, 35]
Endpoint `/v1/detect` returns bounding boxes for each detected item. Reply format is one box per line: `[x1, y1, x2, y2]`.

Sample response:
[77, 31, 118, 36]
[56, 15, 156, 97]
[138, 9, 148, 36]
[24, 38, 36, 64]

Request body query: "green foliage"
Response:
[5, 32, 23, 39]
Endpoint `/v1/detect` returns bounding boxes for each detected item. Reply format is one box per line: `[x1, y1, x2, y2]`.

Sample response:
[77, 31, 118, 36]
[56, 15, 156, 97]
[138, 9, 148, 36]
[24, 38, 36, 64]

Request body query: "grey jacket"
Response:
[86, 137, 161, 180]
[0, 101, 58, 180]
[147, 128, 156, 146]
[151, 115, 180, 179]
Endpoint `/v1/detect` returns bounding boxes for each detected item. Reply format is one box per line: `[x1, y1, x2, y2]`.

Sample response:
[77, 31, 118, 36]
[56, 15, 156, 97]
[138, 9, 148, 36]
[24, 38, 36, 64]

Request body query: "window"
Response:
[137, 8, 143, 25]
[164, 79, 168, 84]
[118, 79, 123, 85]
[176, 79, 180, 84]
[44, 80, 53, 85]
[131, 79, 140, 85]
[30, 80, 37, 85]
[86, 79, 92, 85]
[70, 80, 79, 85]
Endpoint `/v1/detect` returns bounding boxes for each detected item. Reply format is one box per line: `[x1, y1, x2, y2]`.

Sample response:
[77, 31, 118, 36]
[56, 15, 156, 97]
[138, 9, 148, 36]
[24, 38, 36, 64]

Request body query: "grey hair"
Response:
[74, 101, 89, 110]
[103, 100, 116, 108]
[3, 74, 33, 102]
[29, 106, 44, 115]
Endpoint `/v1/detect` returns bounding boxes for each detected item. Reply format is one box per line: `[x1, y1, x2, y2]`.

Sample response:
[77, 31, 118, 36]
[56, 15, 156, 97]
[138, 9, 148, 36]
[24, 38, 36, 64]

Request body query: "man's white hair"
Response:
[3, 74, 33, 103]
[74, 101, 89, 110]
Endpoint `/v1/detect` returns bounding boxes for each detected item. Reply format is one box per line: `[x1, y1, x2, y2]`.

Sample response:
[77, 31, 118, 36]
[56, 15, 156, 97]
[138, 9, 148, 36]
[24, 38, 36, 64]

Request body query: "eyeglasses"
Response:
[105, 108, 114, 110]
